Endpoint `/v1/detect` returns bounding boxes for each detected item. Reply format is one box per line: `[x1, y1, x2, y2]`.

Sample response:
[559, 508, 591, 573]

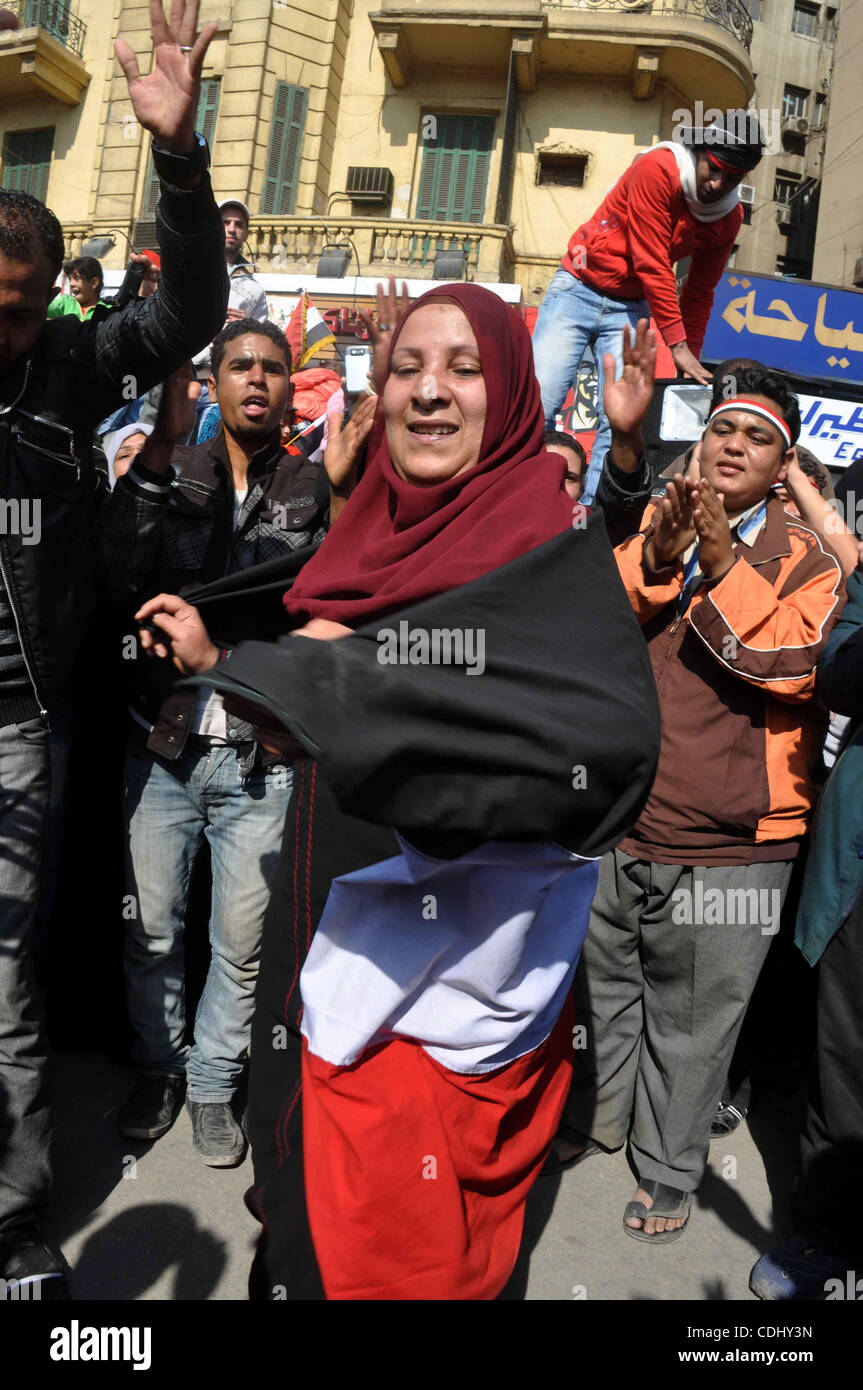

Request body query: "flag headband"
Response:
[706, 150, 744, 177]
[707, 398, 793, 448]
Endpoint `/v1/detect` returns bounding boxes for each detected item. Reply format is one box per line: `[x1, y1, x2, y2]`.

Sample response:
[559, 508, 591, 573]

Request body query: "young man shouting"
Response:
[100, 319, 328, 1167]
[555, 364, 845, 1241]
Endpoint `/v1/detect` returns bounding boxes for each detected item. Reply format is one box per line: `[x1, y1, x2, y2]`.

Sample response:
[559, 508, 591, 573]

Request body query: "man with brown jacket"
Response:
[555, 363, 845, 1242]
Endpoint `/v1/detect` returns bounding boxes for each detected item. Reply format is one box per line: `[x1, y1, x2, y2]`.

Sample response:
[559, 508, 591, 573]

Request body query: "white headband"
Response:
[708, 397, 793, 449]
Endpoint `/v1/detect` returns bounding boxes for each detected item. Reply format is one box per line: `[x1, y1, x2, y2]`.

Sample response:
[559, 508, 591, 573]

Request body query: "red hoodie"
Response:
[562, 147, 742, 357]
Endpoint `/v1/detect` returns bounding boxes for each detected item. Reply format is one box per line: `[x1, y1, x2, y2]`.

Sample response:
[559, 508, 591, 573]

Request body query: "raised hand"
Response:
[692, 480, 735, 579]
[156, 360, 201, 442]
[603, 319, 657, 439]
[114, 0, 219, 151]
[324, 392, 377, 520]
[127, 252, 160, 299]
[644, 476, 696, 570]
[358, 277, 410, 394]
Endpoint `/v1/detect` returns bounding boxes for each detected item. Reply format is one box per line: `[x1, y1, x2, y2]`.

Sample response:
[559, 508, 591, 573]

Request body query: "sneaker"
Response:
[0, 1223, 68, 1300]
[750, 1236, 856, 1301]
[186, 1100, 246, 1168]
[118, 1074, 186, 1140]
[710, 1102, 747, 1137]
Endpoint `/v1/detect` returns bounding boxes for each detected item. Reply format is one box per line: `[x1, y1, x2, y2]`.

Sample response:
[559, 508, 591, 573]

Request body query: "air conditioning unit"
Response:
[346, 167, 394, 205]
[775, 200, 799, 229]
[739, 183, 755, 205]
[131, 219, 158, 251]
[782, 115, 810, 138]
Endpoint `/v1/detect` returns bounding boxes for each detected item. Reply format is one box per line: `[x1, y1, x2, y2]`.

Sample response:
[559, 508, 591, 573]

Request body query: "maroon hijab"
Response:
[285, 283, 573, 624]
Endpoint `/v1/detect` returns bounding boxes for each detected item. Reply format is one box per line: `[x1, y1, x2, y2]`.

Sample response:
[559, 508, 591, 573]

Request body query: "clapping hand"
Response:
[692, 481, 735, 579]
[644, 476, 696, 570]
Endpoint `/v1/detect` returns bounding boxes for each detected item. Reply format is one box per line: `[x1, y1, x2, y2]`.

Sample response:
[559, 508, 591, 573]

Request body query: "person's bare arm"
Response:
[784, 453, 859, 578]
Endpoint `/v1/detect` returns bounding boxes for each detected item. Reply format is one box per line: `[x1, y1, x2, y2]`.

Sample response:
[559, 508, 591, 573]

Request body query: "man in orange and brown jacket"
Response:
[557, 361, 846, 1245]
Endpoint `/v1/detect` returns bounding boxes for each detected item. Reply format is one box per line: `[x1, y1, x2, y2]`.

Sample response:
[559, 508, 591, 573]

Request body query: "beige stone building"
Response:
[812, 0, 863, 286]
[0, 0, 855, 302]
[733, 0, 837, 281]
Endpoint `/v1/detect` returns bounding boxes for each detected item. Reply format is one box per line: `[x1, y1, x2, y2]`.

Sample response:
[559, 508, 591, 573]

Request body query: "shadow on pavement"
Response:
[498, 1170, 563, 1300]
[71, 1204, 227, 1300]
[44, 1052, 232, 1300]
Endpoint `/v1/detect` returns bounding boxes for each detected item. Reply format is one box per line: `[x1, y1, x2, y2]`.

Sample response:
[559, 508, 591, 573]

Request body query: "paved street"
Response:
[45, 1051, 805, 1302]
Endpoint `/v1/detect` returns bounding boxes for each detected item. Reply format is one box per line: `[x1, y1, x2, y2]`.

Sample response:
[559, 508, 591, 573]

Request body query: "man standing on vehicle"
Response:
[532, 113, 763, 503]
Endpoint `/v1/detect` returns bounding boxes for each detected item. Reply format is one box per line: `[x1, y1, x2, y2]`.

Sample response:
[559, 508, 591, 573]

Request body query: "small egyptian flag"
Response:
[286, 292, 336, 371]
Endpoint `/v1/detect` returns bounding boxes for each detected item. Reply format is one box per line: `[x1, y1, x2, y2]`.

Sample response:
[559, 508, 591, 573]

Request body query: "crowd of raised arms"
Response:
[0, 0, 860, 1312]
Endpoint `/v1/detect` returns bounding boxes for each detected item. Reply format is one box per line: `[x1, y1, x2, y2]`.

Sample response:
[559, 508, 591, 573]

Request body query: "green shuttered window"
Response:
[142, 79, 220, 217]
[416, 115, 495, 223]
[261, 83, 308, 216]
[2, 128, 54, 203]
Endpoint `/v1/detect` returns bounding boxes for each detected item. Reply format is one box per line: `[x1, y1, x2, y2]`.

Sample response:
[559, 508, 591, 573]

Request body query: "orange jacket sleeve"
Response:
[687, 541, 845, 703]
[613, 520, 685, 624]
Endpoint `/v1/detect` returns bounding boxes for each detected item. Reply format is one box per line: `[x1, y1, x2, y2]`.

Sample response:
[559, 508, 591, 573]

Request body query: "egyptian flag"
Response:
[286, 292, 336, 371]
[185, 284, 661, 1300]
[283, 413, 327, 459]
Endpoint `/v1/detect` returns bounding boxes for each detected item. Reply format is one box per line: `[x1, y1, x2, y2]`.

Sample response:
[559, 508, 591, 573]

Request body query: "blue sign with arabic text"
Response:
[703, 271, 863, 386]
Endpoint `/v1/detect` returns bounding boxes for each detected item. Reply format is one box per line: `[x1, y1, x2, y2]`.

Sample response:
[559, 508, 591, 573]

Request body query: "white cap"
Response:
[218, 198, 251, 222]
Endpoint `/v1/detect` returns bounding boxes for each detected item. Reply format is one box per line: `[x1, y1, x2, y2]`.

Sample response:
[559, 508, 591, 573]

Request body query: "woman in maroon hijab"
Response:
[138, 284, 660, 1299]
[282, 286, 592, 1299]
[286, 283, 575, 623]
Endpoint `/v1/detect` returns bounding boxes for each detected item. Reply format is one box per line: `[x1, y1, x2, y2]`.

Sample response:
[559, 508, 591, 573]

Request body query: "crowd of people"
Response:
[0, 0, 861, 1305]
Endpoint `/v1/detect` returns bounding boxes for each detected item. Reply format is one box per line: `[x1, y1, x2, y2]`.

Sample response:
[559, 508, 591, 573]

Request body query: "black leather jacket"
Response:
[0, 161, 228, 726]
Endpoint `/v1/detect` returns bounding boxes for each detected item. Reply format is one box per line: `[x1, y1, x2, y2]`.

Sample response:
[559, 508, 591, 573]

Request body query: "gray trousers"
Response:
[0, 717, 51, 1235]
[564, 848, 793, 1192]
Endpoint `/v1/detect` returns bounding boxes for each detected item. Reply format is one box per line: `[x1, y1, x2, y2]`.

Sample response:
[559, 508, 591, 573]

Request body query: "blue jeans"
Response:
[0, 716, 51, 1234]
[531, 269, 649, 505]
[123, 741, 294, 1102]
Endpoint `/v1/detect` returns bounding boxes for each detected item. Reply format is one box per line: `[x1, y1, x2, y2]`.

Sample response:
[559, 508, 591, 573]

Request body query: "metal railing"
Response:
[543, 0, 753, 51]
[6, 0, 87, 58]
[62, 215, 516, 281]
[245, 216, 514, 280]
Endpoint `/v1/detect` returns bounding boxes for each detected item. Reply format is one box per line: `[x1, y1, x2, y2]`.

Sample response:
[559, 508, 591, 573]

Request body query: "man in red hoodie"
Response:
[532, 114, 763, 504]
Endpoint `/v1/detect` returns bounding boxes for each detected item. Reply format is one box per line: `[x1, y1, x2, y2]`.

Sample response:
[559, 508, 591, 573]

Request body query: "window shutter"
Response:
[142, 79, 221, 217]
[2, 128, 54, 202]
[415, 136, 440, 220]
[416, 115, 494, 223]
[24, 0, 70, 42]
[261, 83, 308, 215]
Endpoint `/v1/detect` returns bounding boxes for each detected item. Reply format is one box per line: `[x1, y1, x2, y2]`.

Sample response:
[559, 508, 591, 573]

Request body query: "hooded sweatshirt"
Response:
[562, 145, 743, 356]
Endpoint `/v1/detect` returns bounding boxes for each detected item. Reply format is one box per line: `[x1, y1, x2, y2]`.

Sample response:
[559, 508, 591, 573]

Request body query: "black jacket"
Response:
[189, 515, 661, 857]
[593, 449, 653, 546]
[99, 427, 328, 766]
[0, 159, 228, 724]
